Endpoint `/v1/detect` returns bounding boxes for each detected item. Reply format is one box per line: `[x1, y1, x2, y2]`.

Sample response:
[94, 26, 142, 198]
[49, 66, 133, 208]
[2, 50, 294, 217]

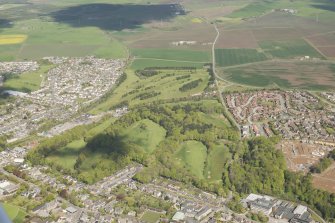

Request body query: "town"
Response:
[225, 90, 335, 143]
[0, 57, 125, 141]
[0, 148, 319, 223]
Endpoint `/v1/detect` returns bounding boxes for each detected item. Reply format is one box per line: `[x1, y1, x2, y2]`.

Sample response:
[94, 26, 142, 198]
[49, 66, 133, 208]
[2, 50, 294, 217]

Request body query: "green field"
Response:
[131, 59, 205, 70]
[46, 118, 115, 171]
[91, 68, 210, 113]
[46, 139, 86, 170]
[132, 48, 211, 62]
[176, 140, 207, 179]
[228, 2, 274, 18]
[1, 203, 27, 223]
[140, 210, 161, 223]
[259, 39, 323, 59]
[204, 143, 231, 181]
[215, 48, 267, 67]
[46, 118, 165, 172]
[227, 0, 335, 22]
[3, 64, 53, 92]
[220, 61, 335, 91]
[122, 119, 166, 153]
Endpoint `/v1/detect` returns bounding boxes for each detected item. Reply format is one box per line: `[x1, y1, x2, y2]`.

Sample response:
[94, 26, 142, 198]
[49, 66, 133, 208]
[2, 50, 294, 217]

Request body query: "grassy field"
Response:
[46, 118, 165, 171]
[130, 59, 205, 70]
[0, 34, 27, 45]
[215, 48, 267, 67]
[176, 140, 207, 179]
[204, 143, 231, 181]
[140, 210, 161, 223]
[227, 0, 335, 22]
[220, 60, 335, 90]
[259, 39, 323, 59]
[3, 64, 54, 92]
[0, 44, 21, 61]
[90, 68, 210, 114]
[1, 203, 27, 223]
[46, 118, 115, 171]
[132, 48, 211, 62]
[46, 139, 86, 170]
[122, 119, 166, 153]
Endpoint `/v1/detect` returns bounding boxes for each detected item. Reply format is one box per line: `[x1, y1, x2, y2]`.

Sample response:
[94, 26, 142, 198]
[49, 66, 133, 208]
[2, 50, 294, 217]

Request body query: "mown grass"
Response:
[215, 48, 267, 67]
[90, 68, 209, 114]
[176, 140, 207, 179]
[1, 203, 27, 223]
[46, 139, 86, 170]
[140, 210, 161, 223]
[122, 119, 166, 153]
[204, 143, 231, 181]
[46, 118, 115, 171]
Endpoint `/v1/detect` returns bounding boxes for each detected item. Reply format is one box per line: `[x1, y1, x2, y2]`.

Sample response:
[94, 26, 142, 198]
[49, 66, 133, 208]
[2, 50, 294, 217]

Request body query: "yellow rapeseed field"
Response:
[0, 34, 27, 45]
[191, 18, 203, 23]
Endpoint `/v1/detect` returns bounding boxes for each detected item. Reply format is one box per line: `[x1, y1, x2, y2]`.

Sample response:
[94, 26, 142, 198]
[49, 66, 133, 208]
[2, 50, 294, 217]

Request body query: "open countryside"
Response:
[0, 0, 334, 223]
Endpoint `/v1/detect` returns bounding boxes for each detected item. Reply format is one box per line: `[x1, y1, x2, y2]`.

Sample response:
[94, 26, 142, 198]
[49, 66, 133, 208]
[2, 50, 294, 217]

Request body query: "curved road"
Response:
[211, 24, 240, 132]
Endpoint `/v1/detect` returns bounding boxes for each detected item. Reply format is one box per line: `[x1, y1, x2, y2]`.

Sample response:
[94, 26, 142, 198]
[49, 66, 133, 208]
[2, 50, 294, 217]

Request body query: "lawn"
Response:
[1, 203, 27, 223]
[131, 48, 211, 62]
[204, 143, 231, 181]
[140, 210, 161, 223]
[176, 140, 207, 179]
[259, 39, 323, 59]
[122, 119, 166, 153]
[3, 64, 54, 92]
[215, 48, 267, 67]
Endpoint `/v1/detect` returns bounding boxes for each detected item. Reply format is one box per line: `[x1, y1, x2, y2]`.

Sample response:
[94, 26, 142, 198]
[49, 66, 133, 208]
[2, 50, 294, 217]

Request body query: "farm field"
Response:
[132, 48, 211, 62]
[219, 60, 335, 90]
[312, 163, 335, 193]
[130, 59, 205, 70]
[176, 140, 207, 179]
[1, 203, 27, 223]
[3, 64, 54, 92]
[216, 29, 259, 49]
[215, 49, 267, 67]
[259, 39, 324, 59]
[0, 35, 27, 45]
[90, 68, 210, 114]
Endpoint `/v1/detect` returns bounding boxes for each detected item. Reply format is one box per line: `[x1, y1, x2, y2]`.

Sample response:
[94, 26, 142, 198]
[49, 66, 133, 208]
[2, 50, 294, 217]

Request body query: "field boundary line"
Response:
[133, 57, 209, 63]
[303, 37, 327, 58]
[304, 30, 335, 38]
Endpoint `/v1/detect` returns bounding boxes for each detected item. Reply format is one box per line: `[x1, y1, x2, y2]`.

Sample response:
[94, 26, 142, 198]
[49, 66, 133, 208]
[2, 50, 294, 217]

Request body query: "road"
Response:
[211, 23, 240, 132]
